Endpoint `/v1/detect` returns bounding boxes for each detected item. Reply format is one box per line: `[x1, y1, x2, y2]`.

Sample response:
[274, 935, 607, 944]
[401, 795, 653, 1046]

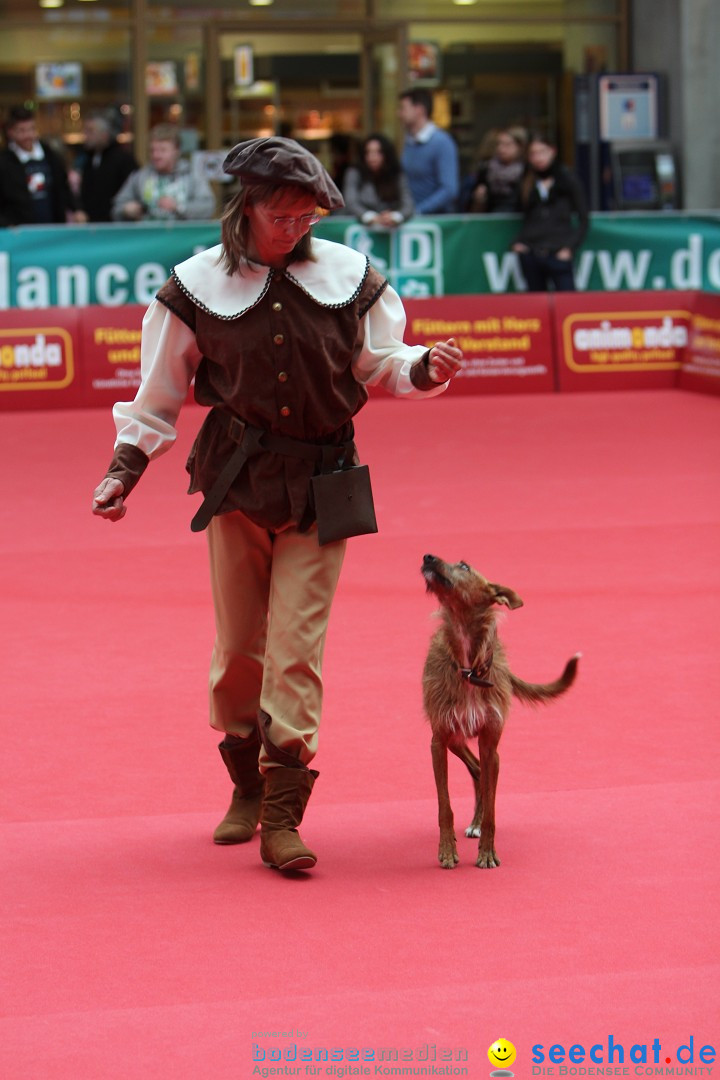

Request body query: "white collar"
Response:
[411, 121, 437, 145]
[171, 238, 371, 319]
[11, 141, 44, 163]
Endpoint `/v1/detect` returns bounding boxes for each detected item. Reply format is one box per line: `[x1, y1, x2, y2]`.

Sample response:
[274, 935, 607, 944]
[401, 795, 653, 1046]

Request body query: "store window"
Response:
[377, 0, 621, 17]
[0, 25, 132, 159]
[218, 31, 364, 162]
[146, 0, 366, 16]
[146, 24, 205, 151]
[398, 10, 623, 178]
[0, 0, 130, 13]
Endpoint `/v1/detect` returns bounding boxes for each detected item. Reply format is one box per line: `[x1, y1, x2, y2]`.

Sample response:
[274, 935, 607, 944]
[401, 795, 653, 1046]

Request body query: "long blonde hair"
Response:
[220, 182, 316, 275]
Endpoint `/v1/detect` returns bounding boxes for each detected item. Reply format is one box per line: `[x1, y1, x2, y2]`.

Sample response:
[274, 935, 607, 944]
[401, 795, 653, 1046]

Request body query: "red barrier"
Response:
[0, 307, 82, 410]
[79, 305, 144, 407]
[552, 290, 696, 392]
[679, 292, 720, 396]
[403, 293, 555, 395]
[1, 292, 718, 410]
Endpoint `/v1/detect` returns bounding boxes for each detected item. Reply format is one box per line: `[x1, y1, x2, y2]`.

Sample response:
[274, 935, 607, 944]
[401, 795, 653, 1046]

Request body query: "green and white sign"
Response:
[1, 213, 719, 310]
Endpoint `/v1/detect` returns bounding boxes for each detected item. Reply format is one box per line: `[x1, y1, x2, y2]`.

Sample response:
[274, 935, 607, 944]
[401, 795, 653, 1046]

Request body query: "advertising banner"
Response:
[1, 213, 719, 311]
[1, 292, 718, 412]
[553, 290, 695, 392]
[403, 293, 555, 395]
[678, 292, 720, 395]
[0, 222, 216, 312]
[0, 307, 82, 410]
[79, 304, 144, 407]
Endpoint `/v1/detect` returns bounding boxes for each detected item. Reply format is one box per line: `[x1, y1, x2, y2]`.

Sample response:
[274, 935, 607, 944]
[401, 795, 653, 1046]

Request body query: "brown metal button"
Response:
[277, 371, 289, 383]
[272, 302, 283, 312]
[279, 406, 291, 417]
[273, 333, 284, 345]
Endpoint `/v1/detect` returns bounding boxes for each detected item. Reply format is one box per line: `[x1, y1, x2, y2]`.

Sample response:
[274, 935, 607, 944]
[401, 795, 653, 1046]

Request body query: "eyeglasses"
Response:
[270, 212, 321, 228]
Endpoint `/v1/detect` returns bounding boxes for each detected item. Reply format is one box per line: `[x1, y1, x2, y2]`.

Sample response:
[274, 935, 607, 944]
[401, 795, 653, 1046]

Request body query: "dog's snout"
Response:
[423, 553, 437, 565]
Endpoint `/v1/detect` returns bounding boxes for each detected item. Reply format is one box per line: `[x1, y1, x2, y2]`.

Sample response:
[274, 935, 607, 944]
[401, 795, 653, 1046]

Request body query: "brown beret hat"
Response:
[222, 136, 344, 211]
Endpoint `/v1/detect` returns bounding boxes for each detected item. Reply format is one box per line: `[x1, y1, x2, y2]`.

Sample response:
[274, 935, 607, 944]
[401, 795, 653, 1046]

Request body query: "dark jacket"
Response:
[514, 163, 589, 254]
[0, 141, 77, 227]
[78, 141, 138, 222]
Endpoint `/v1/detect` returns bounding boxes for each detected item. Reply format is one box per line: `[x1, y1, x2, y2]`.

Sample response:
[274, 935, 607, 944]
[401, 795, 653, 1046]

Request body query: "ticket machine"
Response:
[574, 72, 680, 210]
[609, 140, 679, 210]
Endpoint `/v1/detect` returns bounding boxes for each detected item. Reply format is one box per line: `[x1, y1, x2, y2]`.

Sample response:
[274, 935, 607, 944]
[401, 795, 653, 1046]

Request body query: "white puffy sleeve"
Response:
[351, 282, 449, 398]
[112, 299, 203, 459]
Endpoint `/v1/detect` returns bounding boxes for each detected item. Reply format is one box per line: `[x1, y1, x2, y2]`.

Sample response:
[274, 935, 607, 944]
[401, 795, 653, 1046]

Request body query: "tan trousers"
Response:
[206, 511, 346, 771]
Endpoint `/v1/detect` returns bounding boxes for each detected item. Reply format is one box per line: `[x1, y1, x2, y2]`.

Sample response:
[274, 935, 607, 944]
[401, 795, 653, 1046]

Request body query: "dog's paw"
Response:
[465, 825, 481, 838]
[476, 849, 501, 869]
[438, 844, 459, 869]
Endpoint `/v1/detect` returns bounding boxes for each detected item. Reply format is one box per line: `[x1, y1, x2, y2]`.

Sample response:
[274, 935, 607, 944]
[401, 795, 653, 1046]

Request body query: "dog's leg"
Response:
[476, 741, 501, 869]
[431, 735, 459, 868]
[449, 742, 483, 838]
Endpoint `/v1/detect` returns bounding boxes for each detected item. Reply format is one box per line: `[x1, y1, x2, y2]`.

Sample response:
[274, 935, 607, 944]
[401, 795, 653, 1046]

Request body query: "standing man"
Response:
[73, 109, 138, 223]
[0, 106, 81, 227]
[111, 123, 215, 222]
[399, 88, 459, 214]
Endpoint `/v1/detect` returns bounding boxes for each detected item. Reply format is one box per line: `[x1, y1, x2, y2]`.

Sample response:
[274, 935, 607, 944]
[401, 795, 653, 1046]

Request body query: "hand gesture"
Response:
[92, 478, 126, 521]
[428, 337, 463, 383]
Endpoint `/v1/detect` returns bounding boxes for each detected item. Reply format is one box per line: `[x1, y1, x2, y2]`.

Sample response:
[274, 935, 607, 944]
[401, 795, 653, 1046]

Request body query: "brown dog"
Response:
[421, 554, 579, 869]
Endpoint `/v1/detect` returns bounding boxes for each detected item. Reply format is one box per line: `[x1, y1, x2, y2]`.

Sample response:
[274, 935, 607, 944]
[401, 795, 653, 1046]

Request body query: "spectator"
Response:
[511, 131, 589, 292]
[342, 132, 414, 227]
[73, 109, 138, 223]
[0, 106, 81, 227]
[463, 127, 526, 213]
[112, 123, 215, 222]
[399, 87, 459, 214]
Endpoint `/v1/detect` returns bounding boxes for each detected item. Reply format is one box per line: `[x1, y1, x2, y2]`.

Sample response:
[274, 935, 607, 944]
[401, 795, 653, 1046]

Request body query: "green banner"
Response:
[1, 213, 719, 309]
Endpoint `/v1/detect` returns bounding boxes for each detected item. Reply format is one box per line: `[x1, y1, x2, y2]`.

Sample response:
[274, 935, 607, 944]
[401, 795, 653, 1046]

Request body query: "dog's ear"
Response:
[490, 583, 524, 609]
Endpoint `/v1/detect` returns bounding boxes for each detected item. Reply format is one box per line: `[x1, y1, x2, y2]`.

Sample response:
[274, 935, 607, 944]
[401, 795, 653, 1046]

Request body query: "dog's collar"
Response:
[458, 654, 494, 688]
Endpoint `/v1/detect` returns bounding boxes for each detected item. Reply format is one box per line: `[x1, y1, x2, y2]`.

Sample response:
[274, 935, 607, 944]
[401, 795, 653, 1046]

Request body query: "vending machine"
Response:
[608, 141, 679, 210]
[574, 72, 680, 210]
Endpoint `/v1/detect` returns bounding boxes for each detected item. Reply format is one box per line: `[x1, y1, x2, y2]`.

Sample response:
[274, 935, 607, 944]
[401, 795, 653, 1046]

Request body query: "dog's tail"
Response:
[510, 653, 580, 706]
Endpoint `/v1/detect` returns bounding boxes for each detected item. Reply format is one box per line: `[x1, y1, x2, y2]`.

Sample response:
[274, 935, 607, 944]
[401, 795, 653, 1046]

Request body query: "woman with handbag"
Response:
[91, 136, 462, 873]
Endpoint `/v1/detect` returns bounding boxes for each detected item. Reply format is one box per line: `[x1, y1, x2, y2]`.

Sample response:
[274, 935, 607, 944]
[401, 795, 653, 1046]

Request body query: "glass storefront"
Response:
[0, 0, 626, 176]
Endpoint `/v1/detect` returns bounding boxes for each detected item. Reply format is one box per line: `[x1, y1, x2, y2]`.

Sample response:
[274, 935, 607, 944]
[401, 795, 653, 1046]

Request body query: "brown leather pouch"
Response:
[310, 464, 378, 546]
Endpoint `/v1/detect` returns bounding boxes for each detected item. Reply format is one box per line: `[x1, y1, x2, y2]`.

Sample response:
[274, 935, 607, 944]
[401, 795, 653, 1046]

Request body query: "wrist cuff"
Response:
[105, 443, 150, 498]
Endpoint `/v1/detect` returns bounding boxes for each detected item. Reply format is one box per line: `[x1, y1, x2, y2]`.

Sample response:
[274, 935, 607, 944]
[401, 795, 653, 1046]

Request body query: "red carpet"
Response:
[1, 389, 718, 1079]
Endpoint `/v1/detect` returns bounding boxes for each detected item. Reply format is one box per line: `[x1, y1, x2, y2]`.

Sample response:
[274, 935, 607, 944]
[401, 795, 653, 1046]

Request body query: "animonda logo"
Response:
[0, 327, 73, 391]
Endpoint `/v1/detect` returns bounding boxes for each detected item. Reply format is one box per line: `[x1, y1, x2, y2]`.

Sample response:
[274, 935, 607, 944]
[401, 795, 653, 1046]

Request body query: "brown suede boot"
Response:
[259, 766, 318, 871]
[213, 731, 264, 844]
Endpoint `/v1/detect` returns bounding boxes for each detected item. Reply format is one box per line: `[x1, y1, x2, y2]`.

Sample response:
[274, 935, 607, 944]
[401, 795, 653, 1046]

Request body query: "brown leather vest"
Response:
[156, 263, 388, 529]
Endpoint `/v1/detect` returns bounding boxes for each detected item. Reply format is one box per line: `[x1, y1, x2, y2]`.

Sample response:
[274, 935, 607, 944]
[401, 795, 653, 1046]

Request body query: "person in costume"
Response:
[92, 137, 463, 873]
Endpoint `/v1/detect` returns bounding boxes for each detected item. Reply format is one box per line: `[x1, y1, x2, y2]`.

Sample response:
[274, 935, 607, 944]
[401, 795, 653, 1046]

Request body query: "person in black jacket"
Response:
[0, 106, 80, 227]
[73, 109, 138, 223]
[511, 132, 588, 292]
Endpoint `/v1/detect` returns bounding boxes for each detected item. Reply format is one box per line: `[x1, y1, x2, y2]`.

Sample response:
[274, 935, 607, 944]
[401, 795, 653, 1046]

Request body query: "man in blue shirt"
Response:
[399, 88, 459, 214]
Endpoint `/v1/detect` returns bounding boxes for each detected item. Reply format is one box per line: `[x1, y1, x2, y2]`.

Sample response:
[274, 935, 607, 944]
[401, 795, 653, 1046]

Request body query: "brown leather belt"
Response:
[190, 409, 354, 533]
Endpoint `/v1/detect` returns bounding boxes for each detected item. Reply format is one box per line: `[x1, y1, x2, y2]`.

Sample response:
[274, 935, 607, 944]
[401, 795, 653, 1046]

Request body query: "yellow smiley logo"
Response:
[488, 1039, 517, 1069]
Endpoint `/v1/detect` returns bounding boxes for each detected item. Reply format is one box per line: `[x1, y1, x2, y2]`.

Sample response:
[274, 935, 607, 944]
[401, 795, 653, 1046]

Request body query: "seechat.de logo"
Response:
[489, 1038, 517, 1078]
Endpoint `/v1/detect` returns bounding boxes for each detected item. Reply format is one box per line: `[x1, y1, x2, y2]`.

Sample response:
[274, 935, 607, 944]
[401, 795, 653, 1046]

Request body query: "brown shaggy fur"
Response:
[421, 554, 579, 869]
